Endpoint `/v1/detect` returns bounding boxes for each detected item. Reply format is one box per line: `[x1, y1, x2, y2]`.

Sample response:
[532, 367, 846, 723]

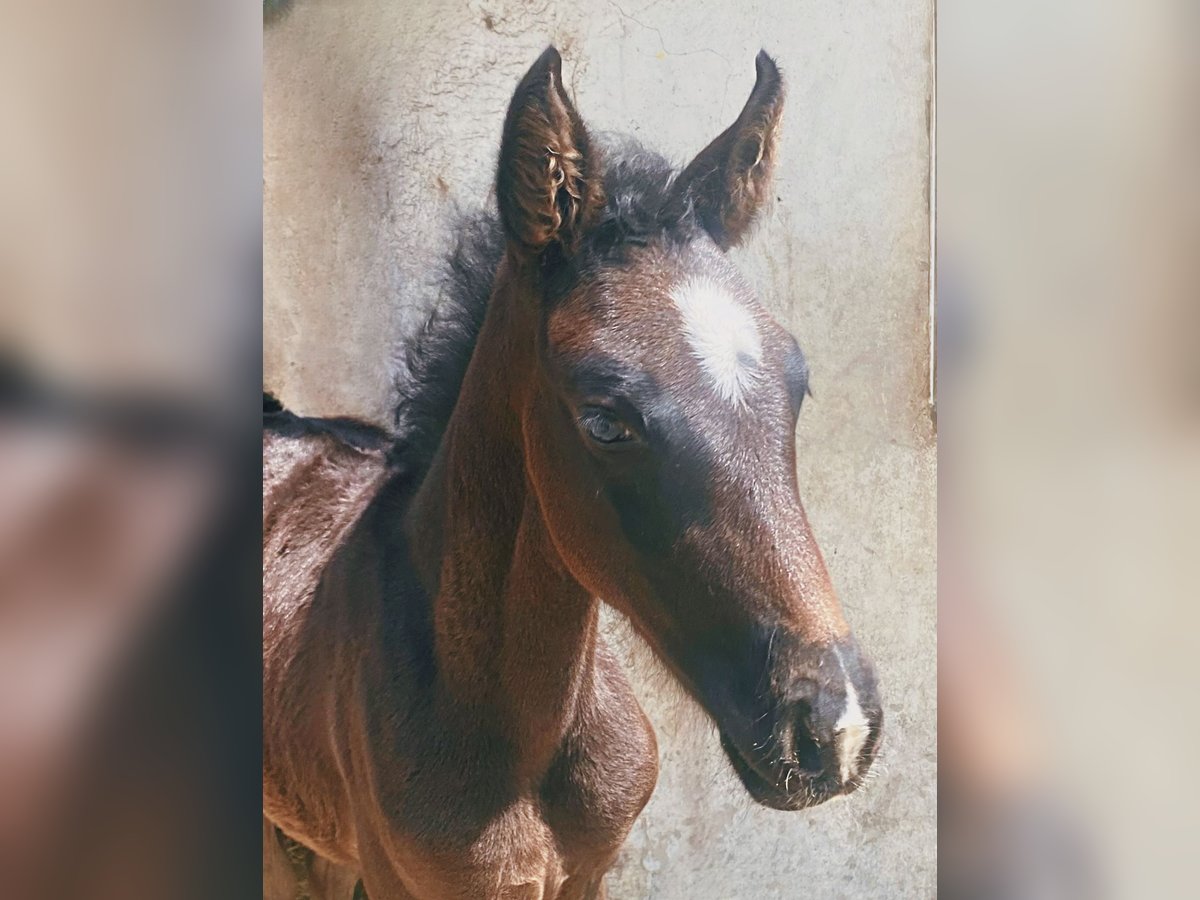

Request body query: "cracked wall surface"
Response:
[264, 1, 935, 896]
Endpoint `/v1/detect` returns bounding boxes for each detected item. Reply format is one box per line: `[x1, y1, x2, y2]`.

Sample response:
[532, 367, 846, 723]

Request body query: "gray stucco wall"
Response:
[264, 1, 935, 896]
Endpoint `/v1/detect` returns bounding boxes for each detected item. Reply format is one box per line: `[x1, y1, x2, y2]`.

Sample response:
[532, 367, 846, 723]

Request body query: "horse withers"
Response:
[264, 47, 881, 899]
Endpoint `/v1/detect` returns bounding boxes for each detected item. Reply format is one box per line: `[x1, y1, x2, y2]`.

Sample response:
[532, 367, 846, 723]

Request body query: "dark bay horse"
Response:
[264, 47, 881, 899]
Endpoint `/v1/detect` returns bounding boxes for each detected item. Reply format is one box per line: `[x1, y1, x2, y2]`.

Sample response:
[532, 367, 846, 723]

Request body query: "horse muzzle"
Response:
[717, 644, 883, 810]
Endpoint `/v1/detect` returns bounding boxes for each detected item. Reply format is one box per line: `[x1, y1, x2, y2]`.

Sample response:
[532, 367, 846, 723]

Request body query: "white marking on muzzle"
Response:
[671, 276, 762, 406]
[835, 680, 870, 784]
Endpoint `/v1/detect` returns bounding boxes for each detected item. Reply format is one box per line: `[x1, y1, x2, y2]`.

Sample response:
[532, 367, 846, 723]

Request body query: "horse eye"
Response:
[579, 408, 633, 444]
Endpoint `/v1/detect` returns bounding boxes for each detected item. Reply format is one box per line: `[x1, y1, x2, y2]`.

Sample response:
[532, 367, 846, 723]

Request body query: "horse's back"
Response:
[263, 412, 392, 617]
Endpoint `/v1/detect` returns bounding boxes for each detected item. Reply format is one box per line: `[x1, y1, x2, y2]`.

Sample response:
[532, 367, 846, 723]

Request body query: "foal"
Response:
[264, 48, 881, 899]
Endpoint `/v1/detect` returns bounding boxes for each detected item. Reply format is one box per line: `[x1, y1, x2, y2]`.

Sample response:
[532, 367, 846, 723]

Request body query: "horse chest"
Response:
[537, 672, 661, 878]
[372, 671, 658, 899]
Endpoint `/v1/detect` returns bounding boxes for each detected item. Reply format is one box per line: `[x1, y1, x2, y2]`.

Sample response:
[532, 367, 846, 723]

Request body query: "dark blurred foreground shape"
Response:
[0, 361, 261, 900]
[0, 0, 261, 897]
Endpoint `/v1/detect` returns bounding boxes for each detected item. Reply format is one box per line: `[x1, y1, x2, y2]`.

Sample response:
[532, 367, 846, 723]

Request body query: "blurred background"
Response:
[0, 0, 1195, 897]
[938, 0, 1199, 897]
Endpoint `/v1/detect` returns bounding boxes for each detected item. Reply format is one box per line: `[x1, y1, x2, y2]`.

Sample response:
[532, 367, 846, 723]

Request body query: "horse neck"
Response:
[405, 258, 599, 769]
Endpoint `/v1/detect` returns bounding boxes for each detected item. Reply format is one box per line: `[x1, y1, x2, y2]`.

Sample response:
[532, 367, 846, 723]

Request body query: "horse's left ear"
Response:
[497, 46, 605, 261]
[667, 51, 785, 249]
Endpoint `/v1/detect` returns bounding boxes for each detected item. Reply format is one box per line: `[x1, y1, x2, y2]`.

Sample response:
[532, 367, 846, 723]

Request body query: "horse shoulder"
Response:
[263, 425, 393, 862]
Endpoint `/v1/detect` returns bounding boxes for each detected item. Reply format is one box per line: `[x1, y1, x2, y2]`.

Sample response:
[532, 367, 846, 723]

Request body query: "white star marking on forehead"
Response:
[670, 276, 762, 407]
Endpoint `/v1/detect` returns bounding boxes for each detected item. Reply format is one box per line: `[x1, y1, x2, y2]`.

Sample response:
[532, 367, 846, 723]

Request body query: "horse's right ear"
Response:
[497, 47, 604, 261]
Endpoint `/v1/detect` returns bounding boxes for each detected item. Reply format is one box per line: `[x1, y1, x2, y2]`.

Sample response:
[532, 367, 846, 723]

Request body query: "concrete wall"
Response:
[264, 1, 935, 896]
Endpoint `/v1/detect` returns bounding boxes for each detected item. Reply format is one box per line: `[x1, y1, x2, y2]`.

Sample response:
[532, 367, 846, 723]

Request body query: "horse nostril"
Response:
[777, 702, 823, 775]
[786, 680, 876, 786]
[773, 651, 880, 788]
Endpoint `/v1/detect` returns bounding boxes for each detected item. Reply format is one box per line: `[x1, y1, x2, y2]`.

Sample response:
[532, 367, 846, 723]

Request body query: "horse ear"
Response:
[668, 51, 785, 249]
[497, 46, 604, 260]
